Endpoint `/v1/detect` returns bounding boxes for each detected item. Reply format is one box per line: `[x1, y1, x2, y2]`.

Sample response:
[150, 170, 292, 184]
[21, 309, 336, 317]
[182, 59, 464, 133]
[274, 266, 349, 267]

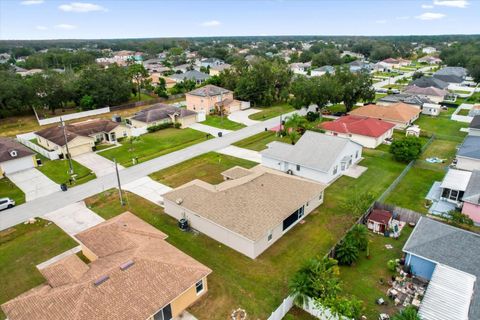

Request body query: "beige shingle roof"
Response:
[2, 212, 211, 320]
[163, 166, 326, 241]
[349, 103, 420, 123]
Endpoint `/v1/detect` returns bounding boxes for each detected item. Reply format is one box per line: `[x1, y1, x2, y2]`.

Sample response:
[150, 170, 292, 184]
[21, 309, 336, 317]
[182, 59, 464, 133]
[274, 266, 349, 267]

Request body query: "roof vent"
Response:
[120, 260, 135, 271]
[10, 150, 17, 157]
[93, 275, 110, 286]
[176, 198, 183, 205]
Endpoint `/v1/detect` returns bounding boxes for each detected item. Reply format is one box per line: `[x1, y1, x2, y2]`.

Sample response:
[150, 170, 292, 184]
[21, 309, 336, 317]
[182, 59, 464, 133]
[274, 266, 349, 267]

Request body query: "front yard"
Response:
[0, 220, 77, 320]
[0, 177, 25, 205]
[98, 128, 206, 167]
[36, 157, 96, 186]
[85, 150, 406, 319]
[201, 115, 246, 130]
[248, 103, 295, 121]
[233, 131, 291, 151]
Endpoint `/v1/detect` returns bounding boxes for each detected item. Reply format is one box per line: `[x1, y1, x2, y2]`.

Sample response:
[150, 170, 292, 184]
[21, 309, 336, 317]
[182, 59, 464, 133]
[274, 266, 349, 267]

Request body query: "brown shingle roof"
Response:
[163, 166, 326, 241]
[349, 103, 420, 123]
[130, 104, 196, 124]
[35, 119, 119, 146]
[0, 138, 34, 163]
[1, 212, 211, 320]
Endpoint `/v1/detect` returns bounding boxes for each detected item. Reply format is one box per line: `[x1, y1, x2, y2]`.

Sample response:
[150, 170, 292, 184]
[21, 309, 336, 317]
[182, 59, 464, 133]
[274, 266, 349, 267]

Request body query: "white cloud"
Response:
[35, 25, 48, 30]
[416, 12, 446, 20]
[396, 16, 410, 20]
[375, 19, 387, 24]
[201, 20, 221, 27]
[20, 0, 44, 5]
[421, 4, 434, 8]
[55, 24, 77, 30]
[433, 0, 469, 8]
[58, 2, 107, 12]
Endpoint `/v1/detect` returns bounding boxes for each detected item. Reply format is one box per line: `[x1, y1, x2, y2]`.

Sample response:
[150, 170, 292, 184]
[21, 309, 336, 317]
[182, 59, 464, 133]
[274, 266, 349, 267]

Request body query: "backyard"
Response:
[98, 128, 206, 167]
[0, 177, 25, 205]
[248, 103, 295, 120]
[201, 115, 246, 130]
[85, 150, 406, 320]
[0, 220, 77, 320]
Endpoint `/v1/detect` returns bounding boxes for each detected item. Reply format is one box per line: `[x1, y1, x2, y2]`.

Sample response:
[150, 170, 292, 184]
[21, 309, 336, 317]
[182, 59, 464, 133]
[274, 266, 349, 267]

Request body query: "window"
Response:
[296, 164, 300, 171]
[282, 206, 305, 231]
[355, 151, 359, 159]
[267, 231, 273, 242]
[195, 279, 204, 294]
[341, 162, 346, 171]
[450, 190, 459, 201]
[319, 193, 323, 201]
[153, 304, 172, 320]
[333, 165, 338, 175]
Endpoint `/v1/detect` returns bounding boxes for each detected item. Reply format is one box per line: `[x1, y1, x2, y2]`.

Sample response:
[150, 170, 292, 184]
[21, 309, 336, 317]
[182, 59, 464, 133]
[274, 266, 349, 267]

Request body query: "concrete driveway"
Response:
[228, 109, 261, 126]
[123, 177, 172, 207]
[7, 169, 59, 201]
[189, 123, 232, 137]
[217, 145, 261, 163]
[44, 201, 104, 236]
[74, 152, 124, 177]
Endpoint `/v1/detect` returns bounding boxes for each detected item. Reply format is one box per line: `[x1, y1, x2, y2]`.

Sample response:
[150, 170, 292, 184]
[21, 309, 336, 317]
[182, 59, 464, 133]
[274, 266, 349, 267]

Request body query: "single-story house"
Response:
[171, 63, 192, 73]
[148, 73, 176, 88]
[456, 135, 480, 171]
[1, 212, 212, 320]
[461, 170, 480, 225]
[367, 209, 393, 234]
[321, 115, 395, 148]
[185, 85, 249, 115]
[127, 103, 197, 129]
[310, 65, 335, 77]
[421, 47, 437, 54]
[409, 76, 449, 90]
[373, 61, 392, 72]
[380, 58, 410, 69]
[349, 103, 421, 129]
[433, 67, 467, 84]
[163, 165, 326, 259]
[348, 60, 372, 73]
[422, 103, 442, 116]
[377, 93, 433, 108]
[35, 119, 129, 157]
[403, 85, 447, 104]
[468, 115, 480, 137]
[289, 62, 311, 75]
[418, 55, 442, 64]
[403, 217, 479, 320]
[168, 70, 210, 85]
[209, 63, 231, 76]
[0, 138, 36, 177]
[200, 58, 224, 68]
[261, 131, 363, 185]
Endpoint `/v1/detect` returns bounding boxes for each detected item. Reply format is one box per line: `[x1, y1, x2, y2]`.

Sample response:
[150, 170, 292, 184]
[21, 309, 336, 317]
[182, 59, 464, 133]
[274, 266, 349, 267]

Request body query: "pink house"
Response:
[185, 85, 249, 115]
[461, 171, 480, 225]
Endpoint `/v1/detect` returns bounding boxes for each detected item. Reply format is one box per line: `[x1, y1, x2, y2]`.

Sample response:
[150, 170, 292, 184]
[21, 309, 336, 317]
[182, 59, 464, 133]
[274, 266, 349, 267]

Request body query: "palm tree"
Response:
[391, 306, 421, 320]
[285, 113, 307, 131]
[335, 237, 359, 265]
[288, 130, 299, 144]
[348, 224, 369, 251]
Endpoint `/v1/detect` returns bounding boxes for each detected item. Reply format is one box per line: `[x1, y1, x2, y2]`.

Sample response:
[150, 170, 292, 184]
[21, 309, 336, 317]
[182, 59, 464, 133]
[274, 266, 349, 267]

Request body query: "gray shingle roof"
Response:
[469, 115, 480, 129]
[379, 93, 433, 106]
[261, 131, 361, 173]
[187, 85, 231, 97]
[463, 170, 480, 205]
[130, 104, 196, 124]
[0, 138, 34, 163]
[403, 217, 480, 320]
[410, 76, 449, 90]
[433, 67, 467, 84]
[169, 70, 210, 82]
[457, 136, 480, 160]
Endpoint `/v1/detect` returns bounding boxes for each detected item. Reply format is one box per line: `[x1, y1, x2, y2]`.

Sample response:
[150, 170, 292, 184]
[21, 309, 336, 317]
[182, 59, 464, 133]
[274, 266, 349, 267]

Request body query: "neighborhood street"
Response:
[0, 111, 293, 231]
[373, 66, 433, 89]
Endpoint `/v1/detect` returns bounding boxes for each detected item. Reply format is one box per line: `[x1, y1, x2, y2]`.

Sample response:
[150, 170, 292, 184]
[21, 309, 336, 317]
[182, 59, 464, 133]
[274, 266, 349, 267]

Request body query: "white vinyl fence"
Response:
[35, 107, 111, 126]
[130, 126, 148, 137]
[267, 296, 351, 320]
[451, 104, 474, 123]
[16, 132, 59, 160]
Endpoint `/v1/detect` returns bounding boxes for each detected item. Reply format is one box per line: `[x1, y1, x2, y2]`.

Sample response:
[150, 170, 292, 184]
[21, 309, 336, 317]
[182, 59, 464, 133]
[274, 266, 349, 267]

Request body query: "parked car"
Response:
[0, 197, 15, 210]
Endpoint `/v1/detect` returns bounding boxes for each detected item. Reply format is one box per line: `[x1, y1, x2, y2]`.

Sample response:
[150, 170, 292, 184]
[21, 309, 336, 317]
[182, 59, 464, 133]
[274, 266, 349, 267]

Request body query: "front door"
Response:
[110, 132, 116, 142]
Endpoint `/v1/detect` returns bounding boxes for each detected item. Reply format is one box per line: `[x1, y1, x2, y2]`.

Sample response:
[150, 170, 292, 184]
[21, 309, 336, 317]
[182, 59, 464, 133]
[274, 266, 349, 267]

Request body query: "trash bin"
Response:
[218, 131, 222, 137]
[60, 183, 68, 192]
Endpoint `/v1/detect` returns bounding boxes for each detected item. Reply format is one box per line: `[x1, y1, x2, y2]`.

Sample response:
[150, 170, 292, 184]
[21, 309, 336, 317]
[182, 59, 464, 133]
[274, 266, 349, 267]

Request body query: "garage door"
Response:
[69, 144, 93, 156]
[1, 156, 35, 174]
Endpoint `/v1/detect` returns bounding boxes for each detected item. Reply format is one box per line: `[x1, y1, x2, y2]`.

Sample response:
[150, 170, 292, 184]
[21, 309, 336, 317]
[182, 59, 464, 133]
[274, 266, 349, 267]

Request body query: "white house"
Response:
[422, 47, 437, 54]
[261, 131, 363, 185]
[456, 135, 480, 172]
[0, 138, 37, 177]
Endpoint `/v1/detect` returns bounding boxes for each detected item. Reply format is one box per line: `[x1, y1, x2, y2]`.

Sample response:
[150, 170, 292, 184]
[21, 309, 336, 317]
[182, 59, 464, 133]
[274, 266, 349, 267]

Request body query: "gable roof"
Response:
[130, 104, 196, 124]
[403, 85, 448, 97]
[403, 217, 480, 320]
[434, 66, 467, 78]
[463, 170, 480, 205]
[168, 70, 210, 81]
[261, 131, 361, 173]
[321, 115, 395, 138]
[187, 84, 231, 97]
[35, 119, 119, 146]
[409, 76, 449, 90]
[469, 115, 480, 129]
[1, 212, 211, 320]
[378, 93, 433, 106]
[163, 166, 325, 241]
[368, 209, 392, 224]
[0, 137, 34, 163]
[349, 103, 421, 123]
[457, 135, 480, 160]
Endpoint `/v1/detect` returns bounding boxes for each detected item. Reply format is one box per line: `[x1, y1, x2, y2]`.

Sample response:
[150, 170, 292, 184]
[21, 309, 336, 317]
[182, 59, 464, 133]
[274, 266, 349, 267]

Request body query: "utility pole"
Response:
[114, 158, 125, 206]
[60, 117, 74, 175]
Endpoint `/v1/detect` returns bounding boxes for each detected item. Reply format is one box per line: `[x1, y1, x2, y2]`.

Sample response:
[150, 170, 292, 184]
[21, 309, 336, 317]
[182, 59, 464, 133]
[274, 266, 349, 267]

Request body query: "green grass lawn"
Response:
[201, 115, 246, 130]
[233, 131, 290, 151]
[98, 128, 206, 167]
[129, 92, 155, 102]
[249, 103, 295, 121]
[149, 152, 257, 187]
[94, 143, 116, 151]
[416, 113, 467, 142]
[85, 150, 406, 319]
[0, 177, 25, 205]
[37, 157, 96, 186]
[466, 92, 480, 104]
[457, 108, 470, 116]
[0, 219, 77, 320]
[338, 227, 413, 319]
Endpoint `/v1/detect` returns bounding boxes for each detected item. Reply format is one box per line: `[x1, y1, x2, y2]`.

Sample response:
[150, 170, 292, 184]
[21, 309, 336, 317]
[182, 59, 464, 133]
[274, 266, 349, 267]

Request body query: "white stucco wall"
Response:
[323, 130, 392, 149]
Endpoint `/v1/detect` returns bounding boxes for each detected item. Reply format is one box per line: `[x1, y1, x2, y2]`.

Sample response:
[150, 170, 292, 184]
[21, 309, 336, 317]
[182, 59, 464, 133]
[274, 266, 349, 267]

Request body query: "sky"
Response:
[1, 0, 479, 40]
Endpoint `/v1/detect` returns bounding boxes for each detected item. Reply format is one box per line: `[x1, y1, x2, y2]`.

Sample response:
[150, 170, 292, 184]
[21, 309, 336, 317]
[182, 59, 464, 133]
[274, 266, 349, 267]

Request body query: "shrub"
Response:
[347, 224, 368, 251]
[387, 259, 398, 272]
[391, 306, 421, 320]
[173, 122, 181, 129]
[389, 136, 422, 162]
[335, 237, 359, 265]
[445, 210, 474, 227]
[146, 122, 173, 133]
[306, 111, 320, 122]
